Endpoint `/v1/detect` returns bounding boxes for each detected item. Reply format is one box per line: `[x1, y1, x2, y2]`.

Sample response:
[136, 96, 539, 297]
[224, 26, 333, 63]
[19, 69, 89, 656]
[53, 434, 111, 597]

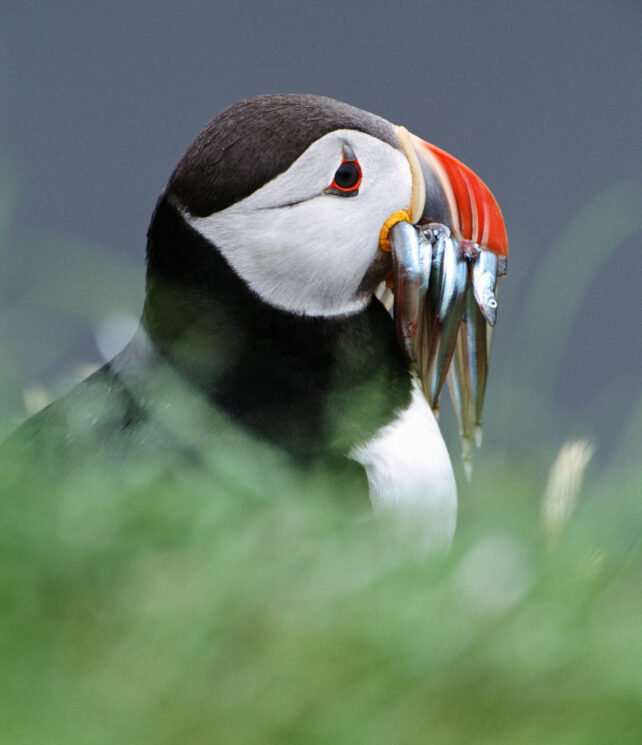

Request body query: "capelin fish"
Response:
[462, 285, 488, 446]
[428, 233, 468, 407]
[420, 224, 447, 407]
[472, 249, 499, 326]
[385, 219, 506, 470]
[447, 330, 474, 478]
[388, 221, 431, 364]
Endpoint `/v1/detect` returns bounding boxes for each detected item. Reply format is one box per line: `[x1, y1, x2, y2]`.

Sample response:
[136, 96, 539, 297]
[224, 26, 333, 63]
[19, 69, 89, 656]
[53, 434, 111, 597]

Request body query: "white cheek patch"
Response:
[184, 130, 412, 316]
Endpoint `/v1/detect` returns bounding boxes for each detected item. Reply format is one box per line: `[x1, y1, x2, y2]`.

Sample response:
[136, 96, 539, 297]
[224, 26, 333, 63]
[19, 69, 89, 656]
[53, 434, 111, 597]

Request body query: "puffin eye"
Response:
[324, 146, 362, 197]
[334, 161, 361, 190]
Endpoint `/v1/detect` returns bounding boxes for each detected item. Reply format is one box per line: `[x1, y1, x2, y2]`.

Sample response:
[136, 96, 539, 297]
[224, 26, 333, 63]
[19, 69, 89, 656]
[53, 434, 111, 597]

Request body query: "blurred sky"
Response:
[1, 0, 640, 463]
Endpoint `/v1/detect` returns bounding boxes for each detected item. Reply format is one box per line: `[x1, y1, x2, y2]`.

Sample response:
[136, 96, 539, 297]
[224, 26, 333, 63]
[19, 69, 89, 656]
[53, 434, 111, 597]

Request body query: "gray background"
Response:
[1, 1, 640, 469]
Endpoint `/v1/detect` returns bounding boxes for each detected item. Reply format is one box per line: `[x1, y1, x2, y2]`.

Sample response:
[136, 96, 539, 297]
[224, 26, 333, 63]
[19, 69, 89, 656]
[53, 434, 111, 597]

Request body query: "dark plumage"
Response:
[2, 94, 412, 503]
[169, 94, 401, 217]
[144, 195, 410, 460]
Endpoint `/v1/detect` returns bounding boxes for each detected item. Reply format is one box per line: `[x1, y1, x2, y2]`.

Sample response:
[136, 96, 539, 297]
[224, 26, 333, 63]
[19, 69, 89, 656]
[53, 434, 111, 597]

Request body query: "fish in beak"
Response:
[379, 126, 508, 477]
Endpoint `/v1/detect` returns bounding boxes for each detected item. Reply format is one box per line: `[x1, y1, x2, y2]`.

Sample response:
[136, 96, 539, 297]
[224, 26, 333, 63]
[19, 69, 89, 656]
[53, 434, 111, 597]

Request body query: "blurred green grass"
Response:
[1, 431, 640, 744]
[1, 173, 640, 743]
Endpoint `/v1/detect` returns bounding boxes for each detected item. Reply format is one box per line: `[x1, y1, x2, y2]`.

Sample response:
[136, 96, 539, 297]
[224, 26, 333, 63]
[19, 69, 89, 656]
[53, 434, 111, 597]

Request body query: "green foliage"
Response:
[1, 172, 640, 743]
[1, 420, 640, 744]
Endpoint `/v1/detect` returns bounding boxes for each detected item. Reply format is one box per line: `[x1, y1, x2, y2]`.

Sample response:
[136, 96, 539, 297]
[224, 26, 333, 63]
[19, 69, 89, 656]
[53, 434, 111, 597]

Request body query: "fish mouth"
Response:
[377, 129, 508, 476]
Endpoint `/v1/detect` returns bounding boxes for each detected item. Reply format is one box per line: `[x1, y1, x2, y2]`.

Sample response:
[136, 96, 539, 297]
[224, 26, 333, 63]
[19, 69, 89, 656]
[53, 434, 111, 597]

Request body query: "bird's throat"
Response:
[142, 198, 412, 460]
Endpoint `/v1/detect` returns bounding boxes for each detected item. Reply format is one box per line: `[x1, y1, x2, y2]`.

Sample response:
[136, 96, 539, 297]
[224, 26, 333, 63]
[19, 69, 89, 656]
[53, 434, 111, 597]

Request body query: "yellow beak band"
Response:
[378, 125, 429, 252]
[379, 209, 411, 252]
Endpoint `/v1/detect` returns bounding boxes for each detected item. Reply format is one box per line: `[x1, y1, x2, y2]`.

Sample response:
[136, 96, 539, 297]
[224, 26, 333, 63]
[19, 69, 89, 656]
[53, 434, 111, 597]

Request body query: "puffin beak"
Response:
[381, 127, 508, 476]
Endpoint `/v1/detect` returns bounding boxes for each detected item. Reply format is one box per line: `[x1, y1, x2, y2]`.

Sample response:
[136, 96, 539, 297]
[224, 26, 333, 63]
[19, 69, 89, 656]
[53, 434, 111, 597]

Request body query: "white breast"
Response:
[349, 380, 457, 550]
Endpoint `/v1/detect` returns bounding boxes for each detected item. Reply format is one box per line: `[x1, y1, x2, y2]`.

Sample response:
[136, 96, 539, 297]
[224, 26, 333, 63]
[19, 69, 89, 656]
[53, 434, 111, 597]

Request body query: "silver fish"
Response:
[447, 329, 474, 479]
[463, 285, 489, 447]
[389, 221, 431, 364]
[425, 232, 468, 408]
[472, 249, 499, 326]
[386, 220, 505, 471]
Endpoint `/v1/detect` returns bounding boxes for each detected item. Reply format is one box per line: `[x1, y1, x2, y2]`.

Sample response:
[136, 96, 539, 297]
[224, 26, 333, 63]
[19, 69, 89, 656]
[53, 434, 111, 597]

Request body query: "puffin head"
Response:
[151, 94, 506, 318]
[143, 95, 507, 454]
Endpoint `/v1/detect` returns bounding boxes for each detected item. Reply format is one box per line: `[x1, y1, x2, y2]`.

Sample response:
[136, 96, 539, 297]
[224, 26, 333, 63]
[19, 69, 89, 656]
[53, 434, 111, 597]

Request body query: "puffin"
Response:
[3, 94, 508, 548]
